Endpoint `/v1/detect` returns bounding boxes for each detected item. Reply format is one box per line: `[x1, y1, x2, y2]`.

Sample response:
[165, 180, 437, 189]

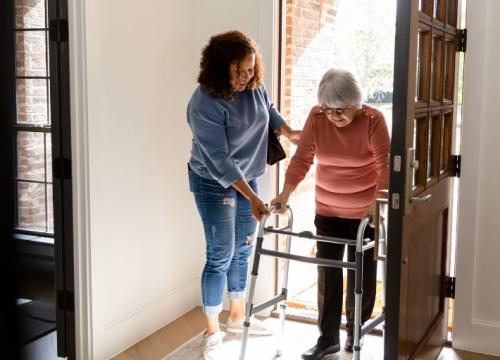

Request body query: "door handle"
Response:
[410, 194, 432, 202]
[404, 148, 415, 215]
[404, 148, 432, 213]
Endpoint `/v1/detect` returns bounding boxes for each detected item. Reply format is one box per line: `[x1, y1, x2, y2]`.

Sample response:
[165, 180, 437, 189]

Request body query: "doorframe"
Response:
[385, 0, 413, 358]
[66, 0, 93, 358]
[453, 0, 500, 355]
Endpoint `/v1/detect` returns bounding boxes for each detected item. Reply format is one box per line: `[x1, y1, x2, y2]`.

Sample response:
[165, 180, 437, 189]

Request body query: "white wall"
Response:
[453, 0, 500, 356]
[70, 0, 280, 359]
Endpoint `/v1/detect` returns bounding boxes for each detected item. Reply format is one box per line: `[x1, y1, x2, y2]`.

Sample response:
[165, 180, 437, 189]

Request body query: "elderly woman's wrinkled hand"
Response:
[271, 192, 290, 215]
[364, 199, 377, 227]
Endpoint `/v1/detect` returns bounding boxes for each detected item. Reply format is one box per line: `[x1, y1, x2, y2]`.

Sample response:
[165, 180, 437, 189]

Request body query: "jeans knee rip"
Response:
[222, 197, 235, 207]
[246, 234, 256, 245]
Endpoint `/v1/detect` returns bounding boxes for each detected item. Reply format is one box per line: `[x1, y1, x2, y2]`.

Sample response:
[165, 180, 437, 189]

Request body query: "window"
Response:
[14, 0, 54, 235]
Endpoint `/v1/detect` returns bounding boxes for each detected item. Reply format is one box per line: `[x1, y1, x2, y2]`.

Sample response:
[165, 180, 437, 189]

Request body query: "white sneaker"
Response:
[225, 317, 273, 336]
[202, 331, 225, 360]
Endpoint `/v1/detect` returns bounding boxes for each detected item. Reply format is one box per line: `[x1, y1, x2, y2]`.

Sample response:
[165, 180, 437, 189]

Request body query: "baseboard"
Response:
[453, 318, 500, 356]
[471, 318, 500, 331]
[94, 277, 200, 360]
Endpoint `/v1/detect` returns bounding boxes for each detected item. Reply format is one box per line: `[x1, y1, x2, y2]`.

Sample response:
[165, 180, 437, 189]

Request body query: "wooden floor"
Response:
[114, 307, 499, 360]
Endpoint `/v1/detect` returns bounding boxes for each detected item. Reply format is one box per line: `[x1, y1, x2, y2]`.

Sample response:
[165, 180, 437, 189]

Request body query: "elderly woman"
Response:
[187, 30, 300, 359]
[272, 69, 390, 360]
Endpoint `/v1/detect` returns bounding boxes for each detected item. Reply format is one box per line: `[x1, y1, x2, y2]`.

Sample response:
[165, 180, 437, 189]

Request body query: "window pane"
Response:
[427, 117, 433, 179]
[430, 32, 444, 103]
[16, 78, 48, 124]
[413, 118, 417, 188]
[17, 131, 45, 181]
[47, 184, 53, 233]
[17, 181, 46, 232]
[414, 115, 428, 190]
[419, 0, 433, 16]
[16, 0, 46, 29]
[46, 133, 52, 182]
[415, 26, 431, 105]
[16, 30, 47, 77]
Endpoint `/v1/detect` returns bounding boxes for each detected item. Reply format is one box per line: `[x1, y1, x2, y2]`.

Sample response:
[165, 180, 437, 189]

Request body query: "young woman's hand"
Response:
[285, 129, 302, 145]
[279, 123, 302, 145]
[250, 196, 270, 221]
[231, 179, 270, 221]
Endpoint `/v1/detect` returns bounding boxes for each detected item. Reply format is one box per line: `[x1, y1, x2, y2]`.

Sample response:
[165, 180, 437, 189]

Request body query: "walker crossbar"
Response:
[264, 227, 360, 246]
[238, 205, 386, 360]
[361, 313, 385, 337]
[259, 248, 357, 270]
[252, 294, 287, 314]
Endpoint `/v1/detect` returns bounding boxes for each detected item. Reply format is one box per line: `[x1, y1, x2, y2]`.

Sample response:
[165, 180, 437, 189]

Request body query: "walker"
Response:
[239, 200, 388, 360]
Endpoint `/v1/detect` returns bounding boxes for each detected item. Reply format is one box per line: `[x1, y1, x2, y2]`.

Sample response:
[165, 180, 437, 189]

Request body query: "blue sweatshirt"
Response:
[188, 85, 286, 188]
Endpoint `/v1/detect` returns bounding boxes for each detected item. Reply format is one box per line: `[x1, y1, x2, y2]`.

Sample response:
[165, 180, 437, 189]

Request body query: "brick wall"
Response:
[282, 0, 338, 192]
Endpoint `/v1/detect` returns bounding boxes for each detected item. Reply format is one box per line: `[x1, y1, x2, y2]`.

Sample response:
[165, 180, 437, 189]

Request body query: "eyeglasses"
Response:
[321, 105, 351, 116]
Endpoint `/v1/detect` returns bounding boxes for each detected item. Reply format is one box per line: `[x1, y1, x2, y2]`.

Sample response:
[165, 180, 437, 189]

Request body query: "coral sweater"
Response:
[285, 104, 390, 219]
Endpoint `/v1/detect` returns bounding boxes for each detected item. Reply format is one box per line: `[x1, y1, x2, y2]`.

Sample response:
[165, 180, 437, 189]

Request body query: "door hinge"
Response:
[49, 18, 69, 43]
[445, 276, 456, 299]
[57, 290, 75, 312]
[450, 155, 461, 178]
[456, 29, 467, 52]
[53, 158, 72, 180]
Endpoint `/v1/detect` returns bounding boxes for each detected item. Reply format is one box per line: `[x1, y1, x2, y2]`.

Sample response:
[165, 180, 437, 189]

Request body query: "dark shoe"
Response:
[301, 343, 340, 360]
[344, 334, 364, 352]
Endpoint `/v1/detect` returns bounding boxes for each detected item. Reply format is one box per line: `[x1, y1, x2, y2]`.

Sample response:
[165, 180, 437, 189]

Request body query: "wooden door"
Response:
[385, 0, 461, 359]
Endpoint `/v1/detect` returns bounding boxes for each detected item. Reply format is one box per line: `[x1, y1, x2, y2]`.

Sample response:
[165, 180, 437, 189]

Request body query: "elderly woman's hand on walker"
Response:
[271, 184, 295, 215]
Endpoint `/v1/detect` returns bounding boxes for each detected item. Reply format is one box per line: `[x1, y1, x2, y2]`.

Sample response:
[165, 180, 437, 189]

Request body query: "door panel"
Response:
[404, 179, 450, 358]
[386, 0, 460, 358]
[48, 0, 75, 357]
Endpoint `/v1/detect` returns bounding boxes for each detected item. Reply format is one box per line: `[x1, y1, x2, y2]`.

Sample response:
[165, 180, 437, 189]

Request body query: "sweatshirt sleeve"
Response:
[284, 108, 316, 188]
[188, 104, 244, 188]
[369, 112, 391, 191]
[260, 86, 286, 131]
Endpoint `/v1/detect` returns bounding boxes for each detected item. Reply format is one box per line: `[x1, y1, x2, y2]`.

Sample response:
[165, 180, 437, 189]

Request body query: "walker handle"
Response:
[269, 203, 281, 212]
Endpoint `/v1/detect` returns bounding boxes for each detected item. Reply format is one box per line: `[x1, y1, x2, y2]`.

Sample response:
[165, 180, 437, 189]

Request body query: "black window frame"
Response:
[13, 0, 55, 239]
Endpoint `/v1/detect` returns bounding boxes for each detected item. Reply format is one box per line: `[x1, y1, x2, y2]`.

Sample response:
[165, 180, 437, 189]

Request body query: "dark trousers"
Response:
[314, 214, 377, 346]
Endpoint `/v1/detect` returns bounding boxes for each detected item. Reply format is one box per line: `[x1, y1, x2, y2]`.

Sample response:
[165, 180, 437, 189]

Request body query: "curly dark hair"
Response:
[198, 30, 264, 100]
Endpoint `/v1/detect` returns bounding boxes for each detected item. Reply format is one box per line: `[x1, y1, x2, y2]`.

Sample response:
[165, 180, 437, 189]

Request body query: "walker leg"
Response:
[239, 235, 264, 360]
[354, 219, 368, 360]
[380, 222, 387, 307]
[275, 233, 292, 357]
[353, 249, 363, 360]
[378, 221, 388, 342]
[239, 274, 256, 360]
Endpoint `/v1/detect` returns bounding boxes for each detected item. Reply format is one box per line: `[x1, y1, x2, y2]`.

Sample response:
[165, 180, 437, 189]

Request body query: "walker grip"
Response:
[298, 230, 314, 238]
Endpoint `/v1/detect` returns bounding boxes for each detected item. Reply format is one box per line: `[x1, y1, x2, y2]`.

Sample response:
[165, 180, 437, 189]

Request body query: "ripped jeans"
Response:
[188, 167, 258, 316]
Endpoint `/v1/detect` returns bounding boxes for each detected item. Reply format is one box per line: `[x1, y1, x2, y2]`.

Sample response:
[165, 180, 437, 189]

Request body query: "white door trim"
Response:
[453, 0, 500, 356]
[68, 0, 93, 358]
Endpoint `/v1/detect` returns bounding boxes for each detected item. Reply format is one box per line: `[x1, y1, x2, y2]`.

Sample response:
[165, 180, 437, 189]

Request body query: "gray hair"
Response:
[317, 69, 363, 109]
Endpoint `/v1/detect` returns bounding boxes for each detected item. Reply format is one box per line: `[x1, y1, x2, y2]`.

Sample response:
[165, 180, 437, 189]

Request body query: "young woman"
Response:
[187, 30, 300, 359]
